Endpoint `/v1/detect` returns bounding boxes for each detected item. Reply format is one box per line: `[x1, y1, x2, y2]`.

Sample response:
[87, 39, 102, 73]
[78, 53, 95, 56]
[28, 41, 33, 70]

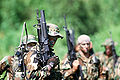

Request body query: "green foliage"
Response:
[91, 25, 120, 56]
[0, 0, 120, 61]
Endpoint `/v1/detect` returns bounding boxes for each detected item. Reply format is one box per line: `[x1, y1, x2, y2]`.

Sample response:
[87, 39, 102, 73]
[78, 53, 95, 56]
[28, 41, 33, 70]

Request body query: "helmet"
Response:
[23, 35, 37, 44]
[102, 38, 117, 46]
[47, 23, 63, 39]
[76, 34, 90, 44]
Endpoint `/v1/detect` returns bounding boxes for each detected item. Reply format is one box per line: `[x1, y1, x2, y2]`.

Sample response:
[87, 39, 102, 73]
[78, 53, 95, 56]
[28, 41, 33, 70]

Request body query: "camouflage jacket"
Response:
[0, 56, 14, 80]
[114, 57, 120, 79]
[24, 48, 61, 80]
[0, 54, 31, 80]
[95, 52, 114, 79]
[60, 52, 100, 80]
[76, 52, 100, 80]
[60, 54, 76, 80]
[0, 47, 61, 80]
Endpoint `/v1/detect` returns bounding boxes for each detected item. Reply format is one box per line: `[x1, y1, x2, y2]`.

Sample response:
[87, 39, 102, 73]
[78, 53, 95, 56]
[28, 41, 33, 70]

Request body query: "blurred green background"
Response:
[0, 0, 120, 61]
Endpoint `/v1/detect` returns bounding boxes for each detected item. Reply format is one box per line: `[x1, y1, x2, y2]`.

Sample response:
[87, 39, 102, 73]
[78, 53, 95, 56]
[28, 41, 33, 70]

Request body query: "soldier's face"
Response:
[49, 36, 58, 47]
[27, 42, 36, 50]
[80, 41, 90, 53]
[105, 46, 112, 56]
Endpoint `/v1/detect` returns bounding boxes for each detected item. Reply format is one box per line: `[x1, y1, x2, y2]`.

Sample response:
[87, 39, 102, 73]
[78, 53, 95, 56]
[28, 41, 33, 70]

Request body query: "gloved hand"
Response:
[41, 65, 52, 71]
[72, 60, 79, 71]
[40, 70, 47, 79]
[39, 67, 51, 79]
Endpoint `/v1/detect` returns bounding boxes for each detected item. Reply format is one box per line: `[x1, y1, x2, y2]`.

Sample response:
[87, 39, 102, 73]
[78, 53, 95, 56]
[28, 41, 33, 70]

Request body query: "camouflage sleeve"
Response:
[0, 56, 12, 75]
[60, 58, 71, 70]
[114, 57, 120, 79]
[29, 56, 60, 79]
[62, 68, 75, 79]
[75, 52, 81, 59]
[47, 56, 60, 68]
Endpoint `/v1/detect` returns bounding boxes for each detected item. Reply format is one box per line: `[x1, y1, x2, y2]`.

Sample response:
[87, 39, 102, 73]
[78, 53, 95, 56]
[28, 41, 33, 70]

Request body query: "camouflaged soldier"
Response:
[24, 23, 63, 80]
[60, 46, 79, 80]
[61, 34, 100, 80]
[0, 35, 37, 80]
[114, 57, 120, 79]
[95, 38, 118, 79]
[23, 35, 37, 51]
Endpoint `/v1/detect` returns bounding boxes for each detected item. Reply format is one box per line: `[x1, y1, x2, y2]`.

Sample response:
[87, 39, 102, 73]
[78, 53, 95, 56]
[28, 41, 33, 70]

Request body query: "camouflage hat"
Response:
[76, 34, 90, 44]
[102, 38, 117, 46]
[47, 23, 63, 39]
[23, 35, 37, 44]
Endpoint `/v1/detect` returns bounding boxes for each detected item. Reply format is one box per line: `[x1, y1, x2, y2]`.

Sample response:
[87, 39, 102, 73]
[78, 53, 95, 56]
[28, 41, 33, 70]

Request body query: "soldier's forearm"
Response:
[47, 56, 60, 68]
[0, 56, 13, 75]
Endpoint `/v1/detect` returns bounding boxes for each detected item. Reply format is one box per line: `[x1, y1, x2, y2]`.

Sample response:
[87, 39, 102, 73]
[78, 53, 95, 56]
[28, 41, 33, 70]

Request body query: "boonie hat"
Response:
[102, 38, 117, 46]
[23, 35, 37, 44]
[47, 23, 63, 39]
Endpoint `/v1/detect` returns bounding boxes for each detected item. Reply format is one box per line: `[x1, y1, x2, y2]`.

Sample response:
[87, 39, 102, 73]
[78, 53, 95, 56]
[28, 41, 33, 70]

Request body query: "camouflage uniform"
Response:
[24, 23, 63, 80]
[0, 35, 37, 80]
[0, 56, 13, 80]
[95, 52, 114, 79]
[61, 35, 100, 80]
[0, 22, 63, 79]
[24, 47, 61, 80]
[114, 57, 120, 79]
[60, 54, 74, 80]
[95, 38, 118, 79]
[76, 52, 100, 80]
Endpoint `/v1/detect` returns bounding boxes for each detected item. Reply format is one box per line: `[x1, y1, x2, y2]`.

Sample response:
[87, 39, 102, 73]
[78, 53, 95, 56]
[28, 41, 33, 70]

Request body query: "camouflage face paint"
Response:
[80, 41, 90, 54]
[49, 37, 57, 47]
[27, 42, 36, 50]
[105, 46, 112, 56]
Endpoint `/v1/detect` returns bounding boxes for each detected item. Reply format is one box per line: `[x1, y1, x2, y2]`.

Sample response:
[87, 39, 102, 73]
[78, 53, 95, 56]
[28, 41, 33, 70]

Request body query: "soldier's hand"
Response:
[102, 66, 108, 73]
[10, 57, 14, 64]
[103, 66, 108, 70]
[40, 70, 50, 79]
[72, 60, 79, 71]
[42, 65, 51, 71]
[40, 70, 47, 79]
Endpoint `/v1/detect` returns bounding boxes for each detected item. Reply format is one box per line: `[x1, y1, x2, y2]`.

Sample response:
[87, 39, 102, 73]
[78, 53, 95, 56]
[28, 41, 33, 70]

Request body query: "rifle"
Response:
[109, 32, 119, 69]
[63, 15, 83, 80]
[63, 16, 76, 67]
[33, 9, 49, 67]
[16, 22, 29, 79]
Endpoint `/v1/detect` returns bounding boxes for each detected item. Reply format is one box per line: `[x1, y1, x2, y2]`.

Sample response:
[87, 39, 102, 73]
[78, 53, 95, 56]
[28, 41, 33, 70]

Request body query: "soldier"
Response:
[0, 34, 37, 80]
[24, 23, 63, 80]
[22, 35, 37, 51]
[61, 34, 100, 80]
[95, 38, 118, 79]
[114, 57, 120, 79]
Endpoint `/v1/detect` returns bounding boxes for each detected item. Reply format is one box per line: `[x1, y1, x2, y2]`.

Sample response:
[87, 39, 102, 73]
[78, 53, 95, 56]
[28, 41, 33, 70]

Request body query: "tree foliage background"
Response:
[0, 0, 120, 60]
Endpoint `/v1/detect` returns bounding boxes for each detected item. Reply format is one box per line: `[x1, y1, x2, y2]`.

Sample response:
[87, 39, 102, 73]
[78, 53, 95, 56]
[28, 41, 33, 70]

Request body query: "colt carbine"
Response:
[63, 15, 83, 80]
[16, 22, 28, 79]
[63, 16, 76, 67]
[33, 9, 49, 67]
[109, 32, 119, 68]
